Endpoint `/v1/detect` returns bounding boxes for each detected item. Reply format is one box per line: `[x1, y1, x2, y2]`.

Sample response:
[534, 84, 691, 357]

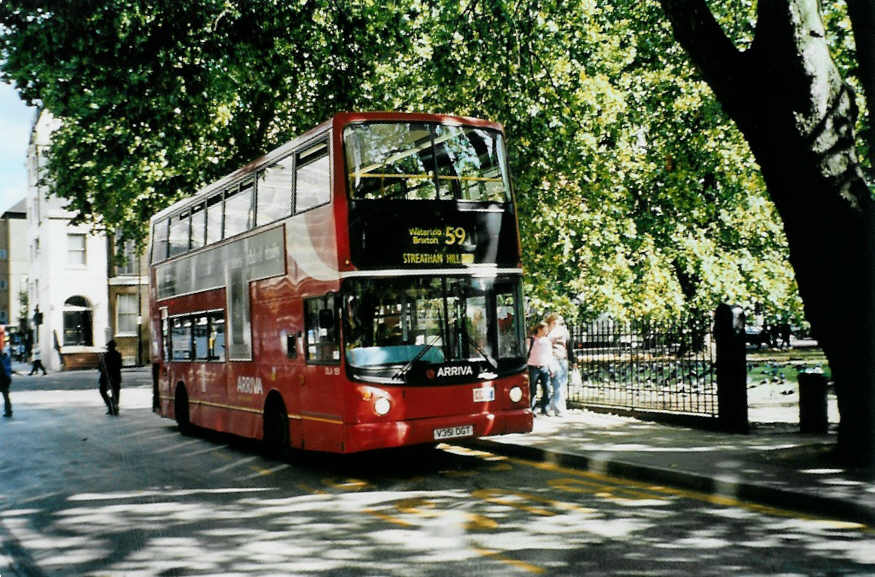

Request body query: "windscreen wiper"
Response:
[393, 332, 443, 381]
[394, 311, 445, 380]
[460, 326, 498, 372]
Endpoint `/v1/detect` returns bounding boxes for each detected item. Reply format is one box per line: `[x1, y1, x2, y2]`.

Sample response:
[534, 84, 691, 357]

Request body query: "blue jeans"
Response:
[528, 366, 551, 413]
[548, 359, 568, 415]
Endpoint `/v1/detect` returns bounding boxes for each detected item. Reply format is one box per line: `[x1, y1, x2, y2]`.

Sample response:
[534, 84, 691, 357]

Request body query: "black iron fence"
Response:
[566, 316, 718, 419]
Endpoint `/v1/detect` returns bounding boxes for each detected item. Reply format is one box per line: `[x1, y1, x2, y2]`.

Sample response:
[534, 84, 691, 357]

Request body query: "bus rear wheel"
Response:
[175, 384, 192, 435]
[263, 397, 290, 459]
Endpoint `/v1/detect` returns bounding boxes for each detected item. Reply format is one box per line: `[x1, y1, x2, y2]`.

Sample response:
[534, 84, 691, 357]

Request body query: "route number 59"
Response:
[444, 226, 466, 245]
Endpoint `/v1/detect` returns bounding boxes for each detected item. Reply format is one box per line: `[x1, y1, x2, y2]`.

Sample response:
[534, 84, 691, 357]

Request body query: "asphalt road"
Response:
[0, 368, 873, 576]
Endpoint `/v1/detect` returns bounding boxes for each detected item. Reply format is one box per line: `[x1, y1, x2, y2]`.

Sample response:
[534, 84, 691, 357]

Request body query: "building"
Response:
[26, 109, 108, 370]
[0, 200, 28, 326]
[25, 109, 151, 369]
[107, 236, 150, 366]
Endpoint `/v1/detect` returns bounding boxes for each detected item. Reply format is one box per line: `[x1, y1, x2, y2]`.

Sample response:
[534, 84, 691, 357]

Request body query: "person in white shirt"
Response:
[527, 321, 553, 415]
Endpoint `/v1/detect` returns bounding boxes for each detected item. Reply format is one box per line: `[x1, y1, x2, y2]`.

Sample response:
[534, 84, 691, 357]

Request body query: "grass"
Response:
[746, 347, 830, 386]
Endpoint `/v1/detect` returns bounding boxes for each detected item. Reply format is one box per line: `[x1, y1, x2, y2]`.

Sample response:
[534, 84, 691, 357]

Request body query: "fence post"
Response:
[715, 304, 749, 433]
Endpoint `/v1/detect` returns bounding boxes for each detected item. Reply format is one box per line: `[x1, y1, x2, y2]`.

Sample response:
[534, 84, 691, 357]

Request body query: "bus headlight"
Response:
[509, 386, 523, 403]
[374, 397, 391, 416]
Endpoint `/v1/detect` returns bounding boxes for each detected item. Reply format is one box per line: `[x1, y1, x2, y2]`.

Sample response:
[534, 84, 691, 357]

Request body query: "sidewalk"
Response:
[467, 408, 875, 526]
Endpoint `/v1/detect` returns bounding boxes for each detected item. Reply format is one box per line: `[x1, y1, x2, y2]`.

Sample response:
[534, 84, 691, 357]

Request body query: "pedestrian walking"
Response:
[99, 340, 123, 415]
[546, 313, 572, 417]
[526, 321, 553, 416]
[28, 348, 47, 375]
[1, 348, 12, 417]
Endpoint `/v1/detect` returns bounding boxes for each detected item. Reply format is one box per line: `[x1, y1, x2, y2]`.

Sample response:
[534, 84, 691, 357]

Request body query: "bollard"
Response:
[798, 372, 828, 434]
[715, 304, 749, 434]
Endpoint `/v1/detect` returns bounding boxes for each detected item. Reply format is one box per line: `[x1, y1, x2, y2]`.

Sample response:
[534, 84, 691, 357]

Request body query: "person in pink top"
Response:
[527, 321, 553, 415]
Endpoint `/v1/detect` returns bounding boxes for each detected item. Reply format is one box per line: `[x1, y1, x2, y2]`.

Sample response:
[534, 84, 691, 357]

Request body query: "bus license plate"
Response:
[433, 425, 474, 440]
[473, 386, 495, 402]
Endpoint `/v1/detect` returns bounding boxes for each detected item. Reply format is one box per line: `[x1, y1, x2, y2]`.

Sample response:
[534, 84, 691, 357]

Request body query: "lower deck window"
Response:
[305, 294, 340, 363]
[166, 310, 226, 362]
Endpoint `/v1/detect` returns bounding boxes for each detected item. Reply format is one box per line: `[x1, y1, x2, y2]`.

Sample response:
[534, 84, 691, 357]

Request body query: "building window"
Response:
[116, 294, 138, 336]
[0, 249, 7, 260]
[115, 238, 139, 276]
[0, 310, 7, 324]
[63, 296, 93, 346]
[0, 280, 7, 290]
[67, 234, 87, 266]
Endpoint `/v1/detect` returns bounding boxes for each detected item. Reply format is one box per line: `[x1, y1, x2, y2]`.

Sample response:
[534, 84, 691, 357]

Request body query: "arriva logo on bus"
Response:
[237, 376, 264, 395]
[435, 365, 474, 378]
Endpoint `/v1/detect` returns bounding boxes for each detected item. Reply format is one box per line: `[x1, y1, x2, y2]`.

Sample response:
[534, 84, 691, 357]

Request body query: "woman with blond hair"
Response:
[545, 313, 571, 416]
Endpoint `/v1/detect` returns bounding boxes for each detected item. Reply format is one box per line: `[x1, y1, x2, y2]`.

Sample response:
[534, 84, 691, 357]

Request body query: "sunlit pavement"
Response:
[1, 367, 874, 576]
[468, 401, 874, 528]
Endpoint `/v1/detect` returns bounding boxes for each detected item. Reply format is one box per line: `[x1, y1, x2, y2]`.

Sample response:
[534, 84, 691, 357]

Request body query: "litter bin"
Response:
[798, 372, 828, 434]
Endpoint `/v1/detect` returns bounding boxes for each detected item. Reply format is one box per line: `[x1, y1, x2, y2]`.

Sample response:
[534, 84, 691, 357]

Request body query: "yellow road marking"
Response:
[493, 453, 872, 532]
[322, 478, 372, 491]
[364, 508, 415, 527]
[471, 488, 555, 517]
[471, 546, 546, 574]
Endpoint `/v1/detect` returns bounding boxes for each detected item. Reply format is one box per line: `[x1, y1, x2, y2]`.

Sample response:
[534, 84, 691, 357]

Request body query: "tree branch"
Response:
[659, 0, 750, 124]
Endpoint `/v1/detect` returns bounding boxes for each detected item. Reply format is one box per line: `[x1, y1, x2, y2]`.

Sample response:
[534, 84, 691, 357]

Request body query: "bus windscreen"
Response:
[343, 275, 525, 384]
[344, 123, 511, 202]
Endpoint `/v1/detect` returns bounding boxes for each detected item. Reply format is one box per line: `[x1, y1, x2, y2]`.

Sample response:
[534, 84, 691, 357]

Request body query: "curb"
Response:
[463, 438, 875, 527]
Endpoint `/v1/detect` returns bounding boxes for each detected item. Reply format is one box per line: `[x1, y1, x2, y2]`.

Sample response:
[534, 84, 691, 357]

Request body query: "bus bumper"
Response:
[342, 409, 533, 454]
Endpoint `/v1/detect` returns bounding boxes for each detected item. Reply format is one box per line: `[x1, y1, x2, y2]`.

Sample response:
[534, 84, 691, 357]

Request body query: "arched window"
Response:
[63, 296, 93, 346]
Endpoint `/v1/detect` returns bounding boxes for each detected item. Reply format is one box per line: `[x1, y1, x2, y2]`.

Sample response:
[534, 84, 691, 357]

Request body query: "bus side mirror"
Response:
[319, 309, 335, 328]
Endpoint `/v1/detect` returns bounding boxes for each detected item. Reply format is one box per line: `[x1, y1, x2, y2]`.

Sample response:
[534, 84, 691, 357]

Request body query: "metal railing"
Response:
[567, 317, 718, 418]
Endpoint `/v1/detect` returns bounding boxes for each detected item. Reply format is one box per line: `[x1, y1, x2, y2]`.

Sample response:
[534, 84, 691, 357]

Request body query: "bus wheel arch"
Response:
[263, 391, 290, 458]
[174, 382, 192, 435]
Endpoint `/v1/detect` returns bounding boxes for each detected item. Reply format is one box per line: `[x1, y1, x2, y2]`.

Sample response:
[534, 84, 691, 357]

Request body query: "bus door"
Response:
[300, 294, 343, 431]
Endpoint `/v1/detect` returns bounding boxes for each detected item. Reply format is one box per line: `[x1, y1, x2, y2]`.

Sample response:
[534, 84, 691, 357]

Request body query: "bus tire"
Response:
[175, 384, 192, 435]
[263, 395, 290, 459]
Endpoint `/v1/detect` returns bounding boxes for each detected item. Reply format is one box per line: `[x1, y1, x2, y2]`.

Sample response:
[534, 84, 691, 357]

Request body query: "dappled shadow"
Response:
[1, 404, 874, 575]
[9, 366, 152, 393]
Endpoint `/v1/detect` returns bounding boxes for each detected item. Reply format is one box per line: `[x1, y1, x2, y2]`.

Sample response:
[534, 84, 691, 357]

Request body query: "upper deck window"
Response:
[190, 202, 206, 250]
[168, 211, 190, 257]
[257, 155, 294, 225]
[295, 142, 330, 213]
[224, 181, 254, 238]
[206, 193, 223, 244]
[344, 122, 511, 203]
[152, 219, 169, 263]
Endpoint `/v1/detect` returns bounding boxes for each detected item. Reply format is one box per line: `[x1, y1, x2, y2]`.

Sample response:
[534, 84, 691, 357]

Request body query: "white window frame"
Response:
[115, 293, 139, 337]
[67, 233, 87, 267]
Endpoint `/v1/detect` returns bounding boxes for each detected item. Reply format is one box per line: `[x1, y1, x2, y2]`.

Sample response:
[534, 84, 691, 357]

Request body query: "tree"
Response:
[846, 0, 875, 175]
[373, 0, 804, 322]
[1, 2, 835, 345]
[660, 0, 875, 465]
[0, 0, 410, 243]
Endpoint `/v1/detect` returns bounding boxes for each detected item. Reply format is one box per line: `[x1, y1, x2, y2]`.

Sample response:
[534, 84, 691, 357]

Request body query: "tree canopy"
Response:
[1, 0, 867, 324]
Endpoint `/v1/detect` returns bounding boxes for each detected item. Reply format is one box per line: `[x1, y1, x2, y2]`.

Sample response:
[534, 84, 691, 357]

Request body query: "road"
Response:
[0, 368, 873, 576]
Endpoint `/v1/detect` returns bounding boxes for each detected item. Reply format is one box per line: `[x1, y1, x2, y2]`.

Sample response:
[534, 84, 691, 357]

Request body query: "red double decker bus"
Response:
[149, 112, 532, 454]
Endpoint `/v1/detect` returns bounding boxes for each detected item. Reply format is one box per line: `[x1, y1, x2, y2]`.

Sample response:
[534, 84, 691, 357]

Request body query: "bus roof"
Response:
[150, 112, 505, 224]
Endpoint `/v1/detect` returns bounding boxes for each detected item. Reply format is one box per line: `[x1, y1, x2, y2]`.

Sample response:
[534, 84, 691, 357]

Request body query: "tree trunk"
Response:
[846, 0, 875, 176]
[660, 0, 875, 465]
